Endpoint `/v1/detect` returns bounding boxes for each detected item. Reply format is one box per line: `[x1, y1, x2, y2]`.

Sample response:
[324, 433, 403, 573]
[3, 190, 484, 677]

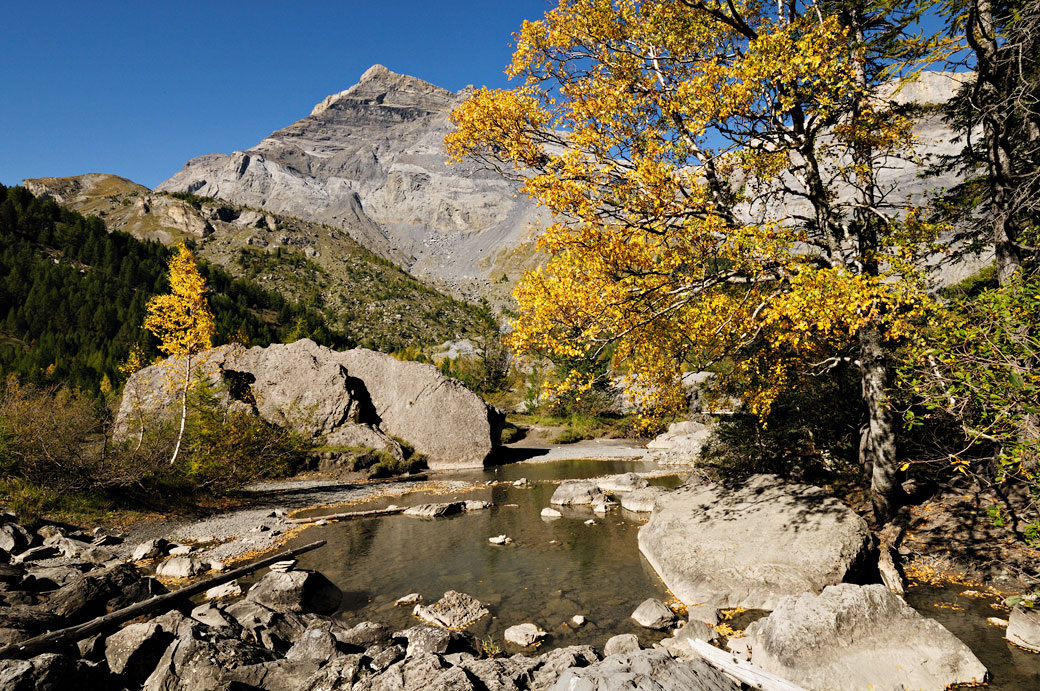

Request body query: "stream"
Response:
[279, 459, 1040, 686]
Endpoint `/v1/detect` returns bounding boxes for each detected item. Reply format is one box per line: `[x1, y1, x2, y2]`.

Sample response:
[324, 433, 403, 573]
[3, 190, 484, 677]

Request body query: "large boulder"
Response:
[114, 340, 502, 469]
[245, 570, 343, 615]
[646, 420, 713, 465]
[550, 481, 607, 506]
[637, 474, 870, 609]
[748, 584, 987, 691]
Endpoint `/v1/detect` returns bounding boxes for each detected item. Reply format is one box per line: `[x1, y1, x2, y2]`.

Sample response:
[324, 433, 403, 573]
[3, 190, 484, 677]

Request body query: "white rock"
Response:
[167, 544, 193, 556]
[541, 508, 563, 519]
[489, 535, 512, 545]
[204, 581, 242, 600]
[504, 623, 547, 647]
[584, 520, 597, 526]
[571, 615, 586, 627]
[156, 557, 204, 579]
[395, 593, 423, 607]
[269, 560, 296, 573]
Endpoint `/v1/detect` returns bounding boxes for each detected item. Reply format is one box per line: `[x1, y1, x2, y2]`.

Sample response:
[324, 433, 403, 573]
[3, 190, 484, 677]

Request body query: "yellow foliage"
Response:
[447, 0, 944, 421]
[144, 243, 216, 358]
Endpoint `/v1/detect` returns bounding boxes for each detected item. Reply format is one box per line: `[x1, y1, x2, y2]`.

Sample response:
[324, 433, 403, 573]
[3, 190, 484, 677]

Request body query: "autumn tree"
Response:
[447, 0, 948, 522]
[144, 243, 216, 465]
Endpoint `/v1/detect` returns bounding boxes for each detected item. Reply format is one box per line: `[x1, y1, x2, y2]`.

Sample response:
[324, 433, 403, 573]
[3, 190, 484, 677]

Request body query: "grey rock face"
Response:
[412, 590, 489, 629]
[157, 64, 548, 284]
[631, 598, 676, 630]
[114, 340, 500, 469]
[750, 583, 987, 691]
[551, 649, 742, 691]
[638, 474, 871, 609]
[1007, 604, 1040, 652]
[550, 481, 607, 506]
[245, 570, 343, 615]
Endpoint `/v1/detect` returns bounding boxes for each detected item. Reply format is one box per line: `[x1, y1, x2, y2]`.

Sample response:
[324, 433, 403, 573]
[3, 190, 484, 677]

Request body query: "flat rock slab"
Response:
[403, 502, 464, 518]
[638, 474, 870, 609]
[550, 649, 742, 691]
[595, 473, 648, 493]
[750, 583, 987, 691]
[1007, 604, 1040, 651]
[412, 590, 489, 629]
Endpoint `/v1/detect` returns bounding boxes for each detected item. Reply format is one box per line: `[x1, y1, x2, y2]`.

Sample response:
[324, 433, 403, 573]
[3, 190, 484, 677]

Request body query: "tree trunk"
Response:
[169, 354, 190, 465]
[858, 324, 902, 523]
[969, 0, 1022, 283]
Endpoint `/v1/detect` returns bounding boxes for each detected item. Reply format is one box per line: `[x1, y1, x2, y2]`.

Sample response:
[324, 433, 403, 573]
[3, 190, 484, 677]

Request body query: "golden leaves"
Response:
[143, 243, 216, 358]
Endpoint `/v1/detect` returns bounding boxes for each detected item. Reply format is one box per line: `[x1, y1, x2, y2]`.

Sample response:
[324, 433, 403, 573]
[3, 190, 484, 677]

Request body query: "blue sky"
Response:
[0, 1, 551, 189]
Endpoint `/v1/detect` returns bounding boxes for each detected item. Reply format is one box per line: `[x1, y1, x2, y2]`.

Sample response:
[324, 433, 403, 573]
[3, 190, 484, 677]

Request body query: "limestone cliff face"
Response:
[157, 65, 547, 286]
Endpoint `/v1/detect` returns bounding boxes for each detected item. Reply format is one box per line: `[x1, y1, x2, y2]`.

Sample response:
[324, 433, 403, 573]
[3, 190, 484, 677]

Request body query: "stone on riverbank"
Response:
[646, 420, 713, 465]
[245, 569, 343, 615]
[631, 598, 676, 630]
[412, 590, 489, 629]
[550, 481, 607, 506]
[154, 556, 204, 579]
[638, 474, 870, 609]
[551, 649, 742, 691]
[749, 583, 987, 691]
[1007, 604, 1040, 651]
[105, 622, 173, 681]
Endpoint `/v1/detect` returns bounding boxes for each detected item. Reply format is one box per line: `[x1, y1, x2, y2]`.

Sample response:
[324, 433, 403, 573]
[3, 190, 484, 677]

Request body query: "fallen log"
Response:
[288, 506, 406, 523]
[687, 639, 807, 691]
[0, 539, 326, 660]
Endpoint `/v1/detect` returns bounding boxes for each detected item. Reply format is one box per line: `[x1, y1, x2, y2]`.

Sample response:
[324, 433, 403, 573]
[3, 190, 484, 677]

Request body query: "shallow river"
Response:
[286, 460, 681, 651]
[282, 459, 1040, 686]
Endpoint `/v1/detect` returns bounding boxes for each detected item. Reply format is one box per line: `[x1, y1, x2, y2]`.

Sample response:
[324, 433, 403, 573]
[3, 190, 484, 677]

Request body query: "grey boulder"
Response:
[105, 622, 173, 682]
[749, 583, 987, 691]
[503, 622, 547, 646]
[403, 502, 464, 518]
[245, 569, 343, 615]
[602, 634, 640, 657]
[638, 474, 870, 609]
[619, 486, 667, 513]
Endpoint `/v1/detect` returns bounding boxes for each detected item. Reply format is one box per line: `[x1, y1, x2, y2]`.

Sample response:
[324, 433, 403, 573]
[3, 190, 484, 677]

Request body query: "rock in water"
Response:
[595, 473, 648, 493]
[749, 584, 987, 691]
[1007, 604, 1040, 651]
[638, 474, 870, 609]
[412, 590, 489, 629]
[550, 481, 607, 506]
[504, 623, 547, 647]
[403, 502, 464, 518]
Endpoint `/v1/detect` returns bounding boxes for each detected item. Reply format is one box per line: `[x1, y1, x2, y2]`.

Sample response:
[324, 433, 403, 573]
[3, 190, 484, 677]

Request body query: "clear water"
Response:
[285, 460, 683, 652]
[904, 584, 1040, 690]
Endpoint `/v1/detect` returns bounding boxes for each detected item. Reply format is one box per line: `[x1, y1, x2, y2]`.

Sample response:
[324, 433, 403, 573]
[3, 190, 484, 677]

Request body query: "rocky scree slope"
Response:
[157, 64, 549, 296]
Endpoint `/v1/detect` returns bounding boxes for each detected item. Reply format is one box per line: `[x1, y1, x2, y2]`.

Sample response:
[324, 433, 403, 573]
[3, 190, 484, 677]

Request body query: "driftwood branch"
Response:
[687, 638, 807, 691]
[0, 539, 327, 660]
[289, 507, 406, 524]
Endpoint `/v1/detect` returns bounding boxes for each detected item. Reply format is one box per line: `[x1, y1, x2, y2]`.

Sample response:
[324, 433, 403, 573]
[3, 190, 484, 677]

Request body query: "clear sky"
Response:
[0, 1, 552, 189]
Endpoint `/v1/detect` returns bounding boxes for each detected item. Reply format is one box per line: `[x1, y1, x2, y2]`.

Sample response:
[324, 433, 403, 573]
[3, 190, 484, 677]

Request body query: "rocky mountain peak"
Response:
[309, 64, 452, 118]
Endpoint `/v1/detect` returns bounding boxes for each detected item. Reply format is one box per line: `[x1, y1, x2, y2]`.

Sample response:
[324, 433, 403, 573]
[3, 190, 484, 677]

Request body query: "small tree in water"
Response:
[144, 243, 216, 465]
